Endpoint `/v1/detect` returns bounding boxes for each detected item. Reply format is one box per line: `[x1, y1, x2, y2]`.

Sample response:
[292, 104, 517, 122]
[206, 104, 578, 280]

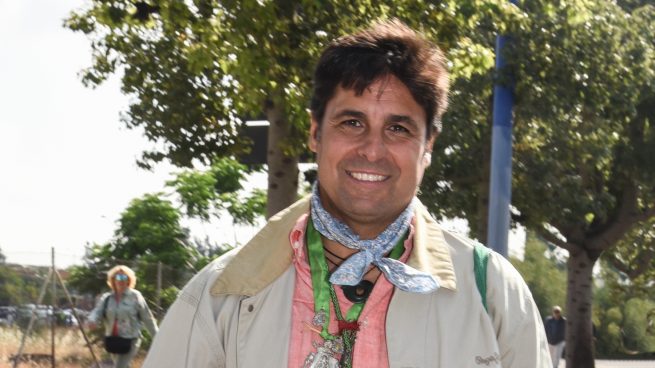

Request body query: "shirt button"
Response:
[247, 305, 254, 312]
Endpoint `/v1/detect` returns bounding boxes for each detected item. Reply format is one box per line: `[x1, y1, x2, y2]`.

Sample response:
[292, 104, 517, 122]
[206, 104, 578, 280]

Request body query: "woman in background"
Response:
[88, 265, 158, 368]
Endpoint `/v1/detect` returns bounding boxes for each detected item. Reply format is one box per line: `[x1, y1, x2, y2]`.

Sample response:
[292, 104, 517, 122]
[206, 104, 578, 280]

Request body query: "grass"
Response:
[0, 327, 145, 368]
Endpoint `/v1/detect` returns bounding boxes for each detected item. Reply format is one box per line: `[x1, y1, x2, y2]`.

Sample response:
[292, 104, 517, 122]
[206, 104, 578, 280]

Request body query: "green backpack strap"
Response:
[473, 243, 490, 312]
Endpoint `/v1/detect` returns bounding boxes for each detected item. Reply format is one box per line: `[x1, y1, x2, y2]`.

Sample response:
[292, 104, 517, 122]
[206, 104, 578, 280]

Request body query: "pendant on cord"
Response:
[341, 280, 373, 303]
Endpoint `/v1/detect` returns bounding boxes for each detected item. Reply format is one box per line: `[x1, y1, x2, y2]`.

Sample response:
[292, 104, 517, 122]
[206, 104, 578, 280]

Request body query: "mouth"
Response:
[347, 171, 389, 182]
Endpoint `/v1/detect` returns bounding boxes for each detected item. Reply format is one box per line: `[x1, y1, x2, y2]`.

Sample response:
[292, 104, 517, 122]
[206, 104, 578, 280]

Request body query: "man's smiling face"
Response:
[309, 75, 435, 238]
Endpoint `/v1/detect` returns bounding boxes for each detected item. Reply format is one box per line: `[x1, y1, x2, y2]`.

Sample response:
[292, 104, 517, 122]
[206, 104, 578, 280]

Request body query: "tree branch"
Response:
[605, 252, 632, 275]
[550, 219, 585, 245]
[535, 225, 578, 253]
[588, 184, 654, 252]
[606, 244, 655, 279]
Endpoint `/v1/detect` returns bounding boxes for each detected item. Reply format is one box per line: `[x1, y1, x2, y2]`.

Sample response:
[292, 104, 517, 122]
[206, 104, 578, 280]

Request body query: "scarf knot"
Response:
[310, 184, 439, 293]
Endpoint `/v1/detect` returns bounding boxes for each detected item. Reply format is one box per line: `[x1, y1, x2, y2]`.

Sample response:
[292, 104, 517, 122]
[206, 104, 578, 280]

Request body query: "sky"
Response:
[0, 0, 256, 268]
[0, 0, 525, 269]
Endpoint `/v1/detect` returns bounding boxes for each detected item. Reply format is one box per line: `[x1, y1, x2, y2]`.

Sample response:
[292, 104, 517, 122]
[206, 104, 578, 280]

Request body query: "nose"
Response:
[357, 131, 388, 162]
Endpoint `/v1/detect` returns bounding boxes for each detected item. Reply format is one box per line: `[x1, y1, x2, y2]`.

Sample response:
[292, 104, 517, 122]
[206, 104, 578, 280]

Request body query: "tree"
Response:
[594, 269, 655, 357]
[68, 193, 195, 308]
[594, 304, 624, 356]
[422, 2, 654, 366]
[594, 252, 655, 357]
[622, 298, 655, 353]
[602, 219, 655, 293]
[65, 0, 520, 218]
[166, 157, 266, 225]
[69, 157, 267, 309]
[0, 265, 23, 305]
[113, 193, 195, 266]
[165, 157, 268, 269]
[510, 4, 654, 366]
[0, 264, 46, 307]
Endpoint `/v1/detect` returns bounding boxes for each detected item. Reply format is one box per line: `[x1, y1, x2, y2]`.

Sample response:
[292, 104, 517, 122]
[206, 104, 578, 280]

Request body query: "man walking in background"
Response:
[545, 305, 566, 368]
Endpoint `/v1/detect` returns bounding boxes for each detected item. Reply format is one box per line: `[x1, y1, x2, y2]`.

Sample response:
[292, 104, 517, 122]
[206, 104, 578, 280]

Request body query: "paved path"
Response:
[557, 360, 655, 367]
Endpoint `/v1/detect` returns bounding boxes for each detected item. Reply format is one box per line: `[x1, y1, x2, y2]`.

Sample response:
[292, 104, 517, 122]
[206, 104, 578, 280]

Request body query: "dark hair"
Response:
[310, 19, 449, 137]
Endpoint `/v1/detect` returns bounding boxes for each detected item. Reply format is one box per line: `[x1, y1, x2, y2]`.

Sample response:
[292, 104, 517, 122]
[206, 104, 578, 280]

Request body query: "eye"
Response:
[341, 119, 362, 128]
[388, 124, 410, 134]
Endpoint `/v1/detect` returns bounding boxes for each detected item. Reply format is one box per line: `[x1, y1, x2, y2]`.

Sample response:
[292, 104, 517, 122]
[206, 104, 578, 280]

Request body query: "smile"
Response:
[348, 171, 388, 182]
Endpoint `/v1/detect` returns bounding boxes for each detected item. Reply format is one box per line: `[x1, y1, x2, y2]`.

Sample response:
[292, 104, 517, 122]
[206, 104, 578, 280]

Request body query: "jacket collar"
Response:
[211, 196, 456, 296]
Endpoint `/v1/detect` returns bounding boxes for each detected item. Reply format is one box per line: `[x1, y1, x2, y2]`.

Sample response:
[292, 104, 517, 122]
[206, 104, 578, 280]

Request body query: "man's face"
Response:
[309, 75, 435, 238]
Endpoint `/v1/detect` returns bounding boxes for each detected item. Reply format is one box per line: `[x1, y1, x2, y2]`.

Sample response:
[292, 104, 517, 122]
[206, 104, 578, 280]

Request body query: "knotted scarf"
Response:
[310, 183, 439, 293]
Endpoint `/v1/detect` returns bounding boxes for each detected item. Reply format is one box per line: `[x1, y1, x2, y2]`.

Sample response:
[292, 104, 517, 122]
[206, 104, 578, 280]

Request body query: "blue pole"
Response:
[486, 31, 514, 257]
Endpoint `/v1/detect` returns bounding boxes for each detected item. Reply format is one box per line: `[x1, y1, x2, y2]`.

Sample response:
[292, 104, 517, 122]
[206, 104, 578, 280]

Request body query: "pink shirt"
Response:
[287, 214, 414, 368]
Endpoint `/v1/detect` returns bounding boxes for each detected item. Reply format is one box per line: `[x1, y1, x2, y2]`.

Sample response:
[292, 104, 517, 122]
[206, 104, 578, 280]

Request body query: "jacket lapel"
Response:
[211, 196, 457, 296]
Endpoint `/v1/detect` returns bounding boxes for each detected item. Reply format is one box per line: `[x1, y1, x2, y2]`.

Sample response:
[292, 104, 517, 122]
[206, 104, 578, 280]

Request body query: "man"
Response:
[144, 19, 551, 368]
[545, 306, 566, 368]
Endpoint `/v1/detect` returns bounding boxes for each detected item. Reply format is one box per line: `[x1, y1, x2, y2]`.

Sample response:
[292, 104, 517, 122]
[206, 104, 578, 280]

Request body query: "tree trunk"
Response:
[265, 97, 299, 219]
[565, 247, 597, 368]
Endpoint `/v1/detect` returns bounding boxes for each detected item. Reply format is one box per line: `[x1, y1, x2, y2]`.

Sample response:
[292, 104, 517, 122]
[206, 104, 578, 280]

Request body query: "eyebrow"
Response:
[332, 109, 419, 128]
[332, 109, 367, 121]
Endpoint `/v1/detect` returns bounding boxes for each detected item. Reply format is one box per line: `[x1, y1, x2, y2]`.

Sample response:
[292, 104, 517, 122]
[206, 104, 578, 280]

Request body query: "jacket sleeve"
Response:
[142, 261, 227, 368]
[486, 252, 552, 368]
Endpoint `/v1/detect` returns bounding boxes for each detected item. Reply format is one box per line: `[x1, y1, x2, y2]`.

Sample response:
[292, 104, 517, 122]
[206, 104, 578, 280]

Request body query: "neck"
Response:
[315, 185, 405, 240]
[322, 209, 400, 240]
[322, 237, 358, 259]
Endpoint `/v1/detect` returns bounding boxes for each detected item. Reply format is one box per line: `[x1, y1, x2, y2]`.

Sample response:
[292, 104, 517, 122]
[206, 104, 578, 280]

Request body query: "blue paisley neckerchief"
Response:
[310, 183, 439, 293]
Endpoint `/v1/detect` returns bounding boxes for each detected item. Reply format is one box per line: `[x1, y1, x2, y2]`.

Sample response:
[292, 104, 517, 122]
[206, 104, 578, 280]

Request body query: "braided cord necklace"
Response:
[306, 218, 406, 367]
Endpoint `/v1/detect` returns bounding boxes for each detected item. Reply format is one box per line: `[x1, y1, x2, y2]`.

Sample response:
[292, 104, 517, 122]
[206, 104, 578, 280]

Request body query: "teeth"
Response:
[350, 172, 386, 182]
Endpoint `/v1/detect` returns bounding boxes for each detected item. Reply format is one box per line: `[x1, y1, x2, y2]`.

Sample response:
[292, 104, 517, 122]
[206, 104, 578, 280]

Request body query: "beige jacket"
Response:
[144, 197, 551, 368]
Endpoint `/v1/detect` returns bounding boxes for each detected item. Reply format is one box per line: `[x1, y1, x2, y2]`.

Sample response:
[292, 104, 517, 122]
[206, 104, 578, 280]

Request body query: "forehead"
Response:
[324, 77, 426, 123]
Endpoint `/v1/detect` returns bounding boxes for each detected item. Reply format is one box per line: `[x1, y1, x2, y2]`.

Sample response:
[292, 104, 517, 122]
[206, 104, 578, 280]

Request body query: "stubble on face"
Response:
[309, 76, 434, 238]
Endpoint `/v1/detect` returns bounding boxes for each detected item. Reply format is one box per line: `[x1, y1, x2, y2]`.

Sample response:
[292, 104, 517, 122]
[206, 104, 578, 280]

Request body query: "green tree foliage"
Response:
[113, 194, 195, 267]
[166, 157, 266, 225]
[622, 298, 655, 353]
[0, 266, 26, 305]
[421, 2, 654, 365]
[594, 258, 655, 357]
[68, 193, 194, 311]
[511, 232, 566, 318]
[595, 305, 624, 356]
[0, 265, 48, 307]
[602, 219, 655, 298]
[595, 297, 655, 356]
[68, 158, 263, 311]
[66, 244, 115, 296]
[510, 3, 654, 365]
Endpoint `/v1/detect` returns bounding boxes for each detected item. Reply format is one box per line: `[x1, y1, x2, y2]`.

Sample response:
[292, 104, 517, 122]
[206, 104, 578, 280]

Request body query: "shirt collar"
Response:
[211, 196, 456, 296]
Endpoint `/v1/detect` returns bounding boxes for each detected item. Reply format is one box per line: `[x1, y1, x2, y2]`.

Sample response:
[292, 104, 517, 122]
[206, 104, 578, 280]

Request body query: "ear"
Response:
[426, 131, 438, 149]
[308, 116, 320, 153]
[423, 132, 437, 166]
[423, 152, 432, 166]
